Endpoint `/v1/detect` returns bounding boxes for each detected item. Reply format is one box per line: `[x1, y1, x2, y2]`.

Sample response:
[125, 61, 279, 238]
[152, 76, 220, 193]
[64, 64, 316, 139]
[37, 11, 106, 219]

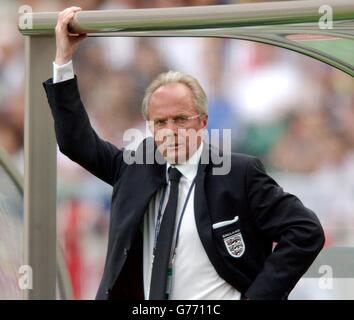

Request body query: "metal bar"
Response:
[18, 0, 354, 36]
[24, 36, 57, 300]
[0, 146, 73, 300]
[0, 147, 23, 194]
[17, 0, 353, 302]
[57, 245, 73, 299]
[18, 0, 354, 76]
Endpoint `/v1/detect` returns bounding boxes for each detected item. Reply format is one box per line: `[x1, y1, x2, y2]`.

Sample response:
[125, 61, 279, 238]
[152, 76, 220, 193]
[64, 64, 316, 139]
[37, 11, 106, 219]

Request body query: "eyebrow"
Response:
[152, 114, 191, 120]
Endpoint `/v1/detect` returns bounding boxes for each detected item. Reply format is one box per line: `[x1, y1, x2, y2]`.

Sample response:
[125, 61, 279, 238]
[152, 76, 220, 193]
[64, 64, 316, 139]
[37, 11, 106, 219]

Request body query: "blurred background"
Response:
[0, 0, 353, 299]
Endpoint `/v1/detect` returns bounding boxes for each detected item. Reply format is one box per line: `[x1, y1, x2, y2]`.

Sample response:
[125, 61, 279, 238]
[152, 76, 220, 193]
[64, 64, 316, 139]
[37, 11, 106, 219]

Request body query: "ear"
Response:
[200, 114, 208, 129]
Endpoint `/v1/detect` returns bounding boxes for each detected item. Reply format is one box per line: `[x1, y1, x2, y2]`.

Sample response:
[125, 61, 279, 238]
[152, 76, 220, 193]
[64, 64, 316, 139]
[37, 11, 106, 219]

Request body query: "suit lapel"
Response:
[194, 143, 241, 282]
[110, 137, 166, 249]
[129, 136, 166, 211]
[194, 143, 221, 266]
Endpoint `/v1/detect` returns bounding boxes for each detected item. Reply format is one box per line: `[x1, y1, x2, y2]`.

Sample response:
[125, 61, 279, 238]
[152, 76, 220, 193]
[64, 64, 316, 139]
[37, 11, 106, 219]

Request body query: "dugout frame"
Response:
[18, 0, 354, 299]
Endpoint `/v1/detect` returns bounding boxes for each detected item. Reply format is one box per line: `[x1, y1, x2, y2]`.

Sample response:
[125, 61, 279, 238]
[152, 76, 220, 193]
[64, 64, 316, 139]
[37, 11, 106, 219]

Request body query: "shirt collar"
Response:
[166, 141, 204, 181]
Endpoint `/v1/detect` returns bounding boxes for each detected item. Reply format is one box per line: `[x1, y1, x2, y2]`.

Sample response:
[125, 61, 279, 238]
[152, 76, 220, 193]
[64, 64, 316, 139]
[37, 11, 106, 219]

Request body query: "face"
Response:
[148, 83, 208, 164]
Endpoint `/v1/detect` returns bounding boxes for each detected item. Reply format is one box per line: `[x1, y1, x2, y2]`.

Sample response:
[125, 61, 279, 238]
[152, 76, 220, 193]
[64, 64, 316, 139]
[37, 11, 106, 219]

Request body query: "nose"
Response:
[165, 119, 179, 133]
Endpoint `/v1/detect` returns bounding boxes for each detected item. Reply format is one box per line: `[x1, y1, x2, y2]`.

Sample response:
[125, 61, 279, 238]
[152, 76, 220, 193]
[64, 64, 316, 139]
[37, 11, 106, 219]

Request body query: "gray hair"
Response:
[142, 70, 208, 120]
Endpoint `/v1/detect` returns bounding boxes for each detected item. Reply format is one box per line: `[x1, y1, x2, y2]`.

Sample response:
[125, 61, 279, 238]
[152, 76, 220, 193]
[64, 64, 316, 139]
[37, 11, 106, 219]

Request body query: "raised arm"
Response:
[54, 6, 86, 66]
[43, 7, 124, 186]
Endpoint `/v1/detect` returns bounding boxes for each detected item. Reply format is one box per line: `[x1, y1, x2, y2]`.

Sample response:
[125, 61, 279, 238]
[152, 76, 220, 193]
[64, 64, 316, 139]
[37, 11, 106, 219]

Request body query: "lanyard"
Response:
[153, 176, 197, 258]
[151, 175, 197, 299]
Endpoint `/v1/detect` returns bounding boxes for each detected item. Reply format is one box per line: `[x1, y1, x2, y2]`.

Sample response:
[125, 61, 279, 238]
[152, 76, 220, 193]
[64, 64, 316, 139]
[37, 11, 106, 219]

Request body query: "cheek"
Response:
[153, 129, 170, 145]
[154, 139, 163, 149]
[181, 127, 203, 144]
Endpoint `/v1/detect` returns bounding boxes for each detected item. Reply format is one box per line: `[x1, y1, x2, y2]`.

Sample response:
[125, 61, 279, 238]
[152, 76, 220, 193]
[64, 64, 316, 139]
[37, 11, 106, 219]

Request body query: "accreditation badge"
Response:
[166, 266, 173, 299]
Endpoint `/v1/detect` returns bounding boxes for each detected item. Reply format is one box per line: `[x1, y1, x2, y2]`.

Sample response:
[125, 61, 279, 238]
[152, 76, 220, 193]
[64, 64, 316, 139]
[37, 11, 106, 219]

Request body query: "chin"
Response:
[165, 149, 188, 165]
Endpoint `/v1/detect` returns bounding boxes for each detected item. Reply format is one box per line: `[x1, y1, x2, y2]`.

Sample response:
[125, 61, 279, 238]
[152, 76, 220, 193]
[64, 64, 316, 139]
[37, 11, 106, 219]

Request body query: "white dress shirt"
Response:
[53, 60, 75, 83]
[143, 143, 240, 300]
[53, 62, 241, 300]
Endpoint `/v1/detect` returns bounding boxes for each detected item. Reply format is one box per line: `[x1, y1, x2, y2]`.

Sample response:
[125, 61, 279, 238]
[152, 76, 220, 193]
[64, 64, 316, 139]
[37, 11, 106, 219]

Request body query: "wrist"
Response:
[55, 54, 72, 66]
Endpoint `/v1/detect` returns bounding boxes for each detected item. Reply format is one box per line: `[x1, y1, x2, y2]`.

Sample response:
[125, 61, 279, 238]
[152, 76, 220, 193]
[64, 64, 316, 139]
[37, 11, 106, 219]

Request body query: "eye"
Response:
[154, 119, 167, 127]
[174, 116, 188, 124]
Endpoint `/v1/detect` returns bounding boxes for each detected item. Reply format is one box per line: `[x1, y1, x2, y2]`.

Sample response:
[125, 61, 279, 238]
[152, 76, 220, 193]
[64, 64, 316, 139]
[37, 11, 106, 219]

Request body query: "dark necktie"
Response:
[149, 167, 182, 300]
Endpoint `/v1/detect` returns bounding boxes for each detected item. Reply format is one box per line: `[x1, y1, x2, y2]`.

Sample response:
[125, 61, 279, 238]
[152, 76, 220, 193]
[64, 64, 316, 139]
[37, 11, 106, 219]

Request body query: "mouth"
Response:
[166, 144, 179, 150]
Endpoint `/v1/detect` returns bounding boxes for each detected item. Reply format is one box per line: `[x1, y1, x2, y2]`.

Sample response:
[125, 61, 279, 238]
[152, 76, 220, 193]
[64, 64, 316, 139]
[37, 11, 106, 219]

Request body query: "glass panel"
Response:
[289, 37, 354, 68]
[18, 0, 354, 75]
[50, 34, 354, 299]
[0, 165, 23, 299]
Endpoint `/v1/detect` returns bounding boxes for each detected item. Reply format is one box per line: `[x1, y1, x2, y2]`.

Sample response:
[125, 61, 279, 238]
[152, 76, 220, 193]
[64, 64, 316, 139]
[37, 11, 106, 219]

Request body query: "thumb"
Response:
[72, 33, 87, 44]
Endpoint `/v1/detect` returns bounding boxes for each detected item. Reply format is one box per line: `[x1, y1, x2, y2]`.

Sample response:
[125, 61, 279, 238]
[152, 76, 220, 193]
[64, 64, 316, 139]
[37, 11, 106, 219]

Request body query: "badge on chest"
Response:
[212, 216, 246, 258]
[222, 229, 245, 258]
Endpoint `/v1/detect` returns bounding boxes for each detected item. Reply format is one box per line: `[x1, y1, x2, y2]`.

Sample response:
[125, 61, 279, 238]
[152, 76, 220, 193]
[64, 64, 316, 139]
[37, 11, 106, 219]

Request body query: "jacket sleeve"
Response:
[42, 76, 124, 186]
[244, 157, 325, 299]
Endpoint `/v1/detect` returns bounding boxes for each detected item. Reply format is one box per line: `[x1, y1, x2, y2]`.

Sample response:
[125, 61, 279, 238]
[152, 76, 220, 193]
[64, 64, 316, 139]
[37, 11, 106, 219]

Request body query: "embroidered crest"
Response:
[222, 230, 245, 258]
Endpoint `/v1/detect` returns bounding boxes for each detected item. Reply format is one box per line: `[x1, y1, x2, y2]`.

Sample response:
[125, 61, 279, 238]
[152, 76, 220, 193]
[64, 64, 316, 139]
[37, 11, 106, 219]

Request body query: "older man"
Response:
[43, 7, 325, 300]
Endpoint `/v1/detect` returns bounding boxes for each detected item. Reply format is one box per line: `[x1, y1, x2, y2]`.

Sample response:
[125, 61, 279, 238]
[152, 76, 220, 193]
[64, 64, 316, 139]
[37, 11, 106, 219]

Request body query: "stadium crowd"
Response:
[0, 0, 353, 298]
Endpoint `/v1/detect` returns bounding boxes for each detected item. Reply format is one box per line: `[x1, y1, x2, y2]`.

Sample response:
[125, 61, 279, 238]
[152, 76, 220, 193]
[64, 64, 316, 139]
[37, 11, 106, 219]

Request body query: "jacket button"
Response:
[124, 248, 129, 256]
[105, 288, 111, 295]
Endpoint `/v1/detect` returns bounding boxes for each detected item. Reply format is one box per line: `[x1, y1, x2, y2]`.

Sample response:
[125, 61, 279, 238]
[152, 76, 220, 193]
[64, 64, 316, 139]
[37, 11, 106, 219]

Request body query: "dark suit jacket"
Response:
[43, 76, 325, 300]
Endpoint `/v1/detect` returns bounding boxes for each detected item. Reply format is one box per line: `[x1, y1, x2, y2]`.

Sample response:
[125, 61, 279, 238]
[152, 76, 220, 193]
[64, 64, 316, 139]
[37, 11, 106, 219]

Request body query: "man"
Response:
[43, 7, 325, 300]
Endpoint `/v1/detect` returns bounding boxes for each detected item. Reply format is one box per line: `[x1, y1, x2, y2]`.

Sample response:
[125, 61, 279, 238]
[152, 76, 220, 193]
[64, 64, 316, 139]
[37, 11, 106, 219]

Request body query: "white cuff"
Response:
[53, 60, 74, 83]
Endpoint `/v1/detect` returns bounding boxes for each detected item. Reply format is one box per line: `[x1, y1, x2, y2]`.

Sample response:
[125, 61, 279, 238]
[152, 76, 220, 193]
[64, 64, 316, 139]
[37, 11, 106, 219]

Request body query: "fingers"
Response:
[62, 12, 76, 32]
[54, 7, 84, 65]
[59, 6, 81, 19]
[56, 7, 82, 34]
[58, 7, 81, 24]
[59, 7, 81, 27]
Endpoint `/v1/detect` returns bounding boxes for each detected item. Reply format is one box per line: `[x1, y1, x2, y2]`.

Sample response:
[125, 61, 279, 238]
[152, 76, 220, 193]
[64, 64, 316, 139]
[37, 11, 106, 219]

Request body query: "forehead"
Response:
[149, 82, 196, 117]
